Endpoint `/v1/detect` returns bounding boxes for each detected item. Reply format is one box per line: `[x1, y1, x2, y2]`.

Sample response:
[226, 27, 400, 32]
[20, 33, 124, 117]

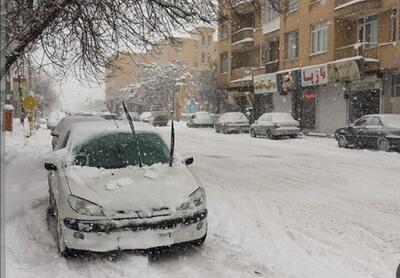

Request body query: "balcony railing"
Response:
[231, 28, 254, 52]
[231, 67, 252, 83]
[335, 43, 378, 60]
[230, 0, 255, 14]
[335, 0, 382, 14]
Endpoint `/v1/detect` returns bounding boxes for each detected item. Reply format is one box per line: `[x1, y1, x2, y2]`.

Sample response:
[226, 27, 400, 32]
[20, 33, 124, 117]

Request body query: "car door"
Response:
[349, 117, 369, 146]
[254, 115, 266, 135]
[363, 116, 383, 148]
[260, 114, 273, 136]
[217, 115, 225, 131]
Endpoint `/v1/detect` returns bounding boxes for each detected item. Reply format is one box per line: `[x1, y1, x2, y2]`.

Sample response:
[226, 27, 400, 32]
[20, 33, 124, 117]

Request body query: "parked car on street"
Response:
[250, 112, 300, 139]
[99, 112, 119, 120]
[140, 111, 153, 122]
[47, 111, 66, 130]
[335, 114, 400, 152]
[214, 112, 250, 134]
[187, 112, 213, 128]
[150, 111, 169, 126]
[44, 121, 207, 256]
[51, 116, 105, 149]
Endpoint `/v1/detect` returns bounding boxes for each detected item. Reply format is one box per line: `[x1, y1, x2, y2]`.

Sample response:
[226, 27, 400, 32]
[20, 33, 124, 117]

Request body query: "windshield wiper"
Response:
[122, 101, 143, 168]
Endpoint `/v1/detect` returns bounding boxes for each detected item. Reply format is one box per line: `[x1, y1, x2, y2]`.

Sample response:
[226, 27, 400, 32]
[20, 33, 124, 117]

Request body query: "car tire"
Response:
[215, 127, 219, 133]
[250, 129, 256, 138]
[338, 135, 348, 148]
[192, 232, 207, 247]
[378, 137, 391, 152]
[266, 130, 274, 140]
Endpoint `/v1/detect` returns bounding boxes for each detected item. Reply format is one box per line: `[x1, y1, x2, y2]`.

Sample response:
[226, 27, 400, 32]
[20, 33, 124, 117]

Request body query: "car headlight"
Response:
[68, 195, 104, 216]
[177, 187, 206, 210]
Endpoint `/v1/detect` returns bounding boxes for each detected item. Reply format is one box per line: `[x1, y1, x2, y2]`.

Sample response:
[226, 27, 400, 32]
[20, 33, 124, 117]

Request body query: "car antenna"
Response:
[169, 113, 175, 167]
[122, 101, 143, 168]
[169, 97, 175, 167]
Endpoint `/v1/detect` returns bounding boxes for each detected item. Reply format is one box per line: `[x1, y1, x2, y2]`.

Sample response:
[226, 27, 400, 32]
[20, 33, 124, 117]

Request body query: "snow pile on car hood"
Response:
[65, 163, 199, 217]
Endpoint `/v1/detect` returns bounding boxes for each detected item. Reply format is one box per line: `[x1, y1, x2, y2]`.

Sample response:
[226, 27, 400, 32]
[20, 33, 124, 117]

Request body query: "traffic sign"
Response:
[22, 95, 38, 111]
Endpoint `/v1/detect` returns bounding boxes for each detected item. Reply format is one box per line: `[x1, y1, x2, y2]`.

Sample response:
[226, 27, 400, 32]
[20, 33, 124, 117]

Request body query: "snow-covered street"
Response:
[4, 122, 400, 278]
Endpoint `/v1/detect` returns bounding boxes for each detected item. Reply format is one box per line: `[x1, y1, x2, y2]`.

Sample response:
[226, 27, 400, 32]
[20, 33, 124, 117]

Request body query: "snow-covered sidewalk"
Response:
[3, 122, 400, 278]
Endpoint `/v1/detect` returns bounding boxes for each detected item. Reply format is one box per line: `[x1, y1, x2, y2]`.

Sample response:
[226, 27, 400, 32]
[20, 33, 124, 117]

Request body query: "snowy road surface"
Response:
[4, 122, 400, 278]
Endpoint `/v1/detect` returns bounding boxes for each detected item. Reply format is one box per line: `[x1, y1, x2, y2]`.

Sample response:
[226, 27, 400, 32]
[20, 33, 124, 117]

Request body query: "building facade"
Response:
[105, 27, 217, 113]
[217, 0, 400, 135]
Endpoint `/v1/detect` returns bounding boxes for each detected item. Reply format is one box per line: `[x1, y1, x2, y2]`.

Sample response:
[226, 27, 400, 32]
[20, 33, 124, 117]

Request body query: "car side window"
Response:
[354, 117, 368, 127]
[367, 117, 381, 127]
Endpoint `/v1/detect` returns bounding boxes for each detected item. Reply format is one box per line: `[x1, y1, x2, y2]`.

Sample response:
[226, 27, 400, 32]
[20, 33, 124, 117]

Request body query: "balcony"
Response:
[230, 67, 252, 86]
[231, 28, 254, 52]
[231, 0, 255, 14]
[334, 0, 382, 17]
[335, 43, 378, 60]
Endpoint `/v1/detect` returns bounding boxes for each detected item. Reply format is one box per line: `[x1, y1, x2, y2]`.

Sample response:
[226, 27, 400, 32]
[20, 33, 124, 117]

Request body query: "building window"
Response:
[220, 52, 228, 73]
[285, 30, 298, 60]
[172, 40, 183, 49]
[264, 0, 279, 25]
[394, 76, 400, 97]
[207, 35, 212, 46]
[390, 8, 397, 42]
[261, 39, 279, 65]
[201, 35, 206, 46]
[286, 0, 298, 12]
[207, 53, 211, 63]
[201, 52, 206, 63]
[358, 14, 378, 48]
[311, 22, 328, 54]
[220, 20, 229, 39]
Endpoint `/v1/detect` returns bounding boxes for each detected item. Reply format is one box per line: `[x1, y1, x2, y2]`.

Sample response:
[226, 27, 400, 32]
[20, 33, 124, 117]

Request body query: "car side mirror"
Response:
[74, 154, 89, 166]
[44, 162, 57, 171]
[183, 157, 194, 166]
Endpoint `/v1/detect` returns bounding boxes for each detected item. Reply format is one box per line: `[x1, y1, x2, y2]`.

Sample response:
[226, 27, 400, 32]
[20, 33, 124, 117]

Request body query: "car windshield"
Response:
[72, 132, 170, 169]
[197, 113, 211, 120]
[225, 113, 248, 122]
[272, 113, 295, 122]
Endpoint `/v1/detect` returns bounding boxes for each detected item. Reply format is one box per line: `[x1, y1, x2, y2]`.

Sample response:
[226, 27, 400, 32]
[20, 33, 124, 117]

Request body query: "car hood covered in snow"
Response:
[64, 163, 199, 217]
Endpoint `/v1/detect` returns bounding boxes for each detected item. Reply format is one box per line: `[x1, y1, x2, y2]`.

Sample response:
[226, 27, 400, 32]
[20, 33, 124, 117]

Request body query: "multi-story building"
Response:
[105, 27, 217, 112]
[217, 0, 400, 135]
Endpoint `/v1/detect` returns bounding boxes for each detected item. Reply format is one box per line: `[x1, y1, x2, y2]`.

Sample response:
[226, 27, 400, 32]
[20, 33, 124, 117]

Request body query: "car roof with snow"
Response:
[53, 115, 105, 135]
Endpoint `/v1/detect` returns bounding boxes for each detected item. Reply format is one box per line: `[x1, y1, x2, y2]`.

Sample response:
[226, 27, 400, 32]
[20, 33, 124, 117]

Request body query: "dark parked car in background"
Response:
[150, 111, 169, 126]
[335, 114, 400, 152]
[214, 112, 250, 134]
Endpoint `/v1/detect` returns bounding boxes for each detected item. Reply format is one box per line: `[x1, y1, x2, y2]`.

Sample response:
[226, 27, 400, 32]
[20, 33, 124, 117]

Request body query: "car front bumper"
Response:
[61, 209, 207, 252]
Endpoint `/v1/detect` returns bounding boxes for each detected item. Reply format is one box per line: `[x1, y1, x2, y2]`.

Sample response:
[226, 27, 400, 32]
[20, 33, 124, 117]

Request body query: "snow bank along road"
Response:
[4, 123, 400, 278]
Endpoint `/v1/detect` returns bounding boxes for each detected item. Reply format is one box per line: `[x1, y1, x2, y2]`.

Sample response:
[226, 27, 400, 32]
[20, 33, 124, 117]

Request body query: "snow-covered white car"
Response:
[47, 111, 66, 130]
[44, 121, 207, 256]
[187, 112, 214, 128]
[214, 112, 250, 134]
[250, 112, 300, 139]
[139, 111, 153, 122]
